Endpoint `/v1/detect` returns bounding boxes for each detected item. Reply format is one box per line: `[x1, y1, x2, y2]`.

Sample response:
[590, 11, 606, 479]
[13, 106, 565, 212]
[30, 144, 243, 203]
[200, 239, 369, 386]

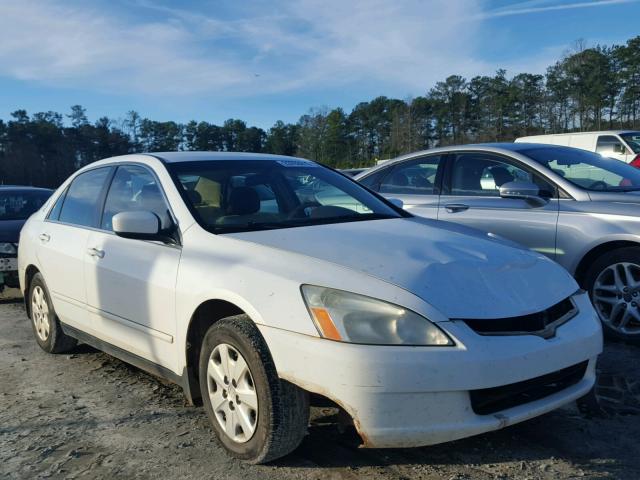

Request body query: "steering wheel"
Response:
[588, 180, 608, 190]
[288, 201, 322, 219]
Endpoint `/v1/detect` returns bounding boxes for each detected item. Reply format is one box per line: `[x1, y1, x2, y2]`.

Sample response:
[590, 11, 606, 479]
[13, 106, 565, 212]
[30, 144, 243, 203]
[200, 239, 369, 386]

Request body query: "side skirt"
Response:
[60, 323, 197, 405]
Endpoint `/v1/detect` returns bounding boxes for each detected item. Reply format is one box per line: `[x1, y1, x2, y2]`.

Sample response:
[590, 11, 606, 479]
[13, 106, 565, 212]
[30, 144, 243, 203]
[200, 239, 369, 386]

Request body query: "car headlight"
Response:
[0, 243, 17, 255]
[301, 285, 453, 346]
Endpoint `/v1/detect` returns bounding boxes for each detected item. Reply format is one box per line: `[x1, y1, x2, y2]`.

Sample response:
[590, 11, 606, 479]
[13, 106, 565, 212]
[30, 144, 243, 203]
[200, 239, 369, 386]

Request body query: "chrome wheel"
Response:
[207, 343, 258, 443]
[31, 285, 50, 341]
[593, 262, 640, 336]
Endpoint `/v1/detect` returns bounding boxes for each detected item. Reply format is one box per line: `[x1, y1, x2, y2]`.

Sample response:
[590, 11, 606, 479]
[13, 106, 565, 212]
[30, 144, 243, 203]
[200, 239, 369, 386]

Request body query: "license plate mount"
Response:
[0, 258, 18, 272]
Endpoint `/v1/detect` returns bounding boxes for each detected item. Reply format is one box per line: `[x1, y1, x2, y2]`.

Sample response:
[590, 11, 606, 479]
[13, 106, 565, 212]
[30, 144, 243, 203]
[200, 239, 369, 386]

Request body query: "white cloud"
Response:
[0, 0, 492, 97]
[479, 0, 638, 19]
[0, 0, 632, 100]
[0, 1, 251, 95]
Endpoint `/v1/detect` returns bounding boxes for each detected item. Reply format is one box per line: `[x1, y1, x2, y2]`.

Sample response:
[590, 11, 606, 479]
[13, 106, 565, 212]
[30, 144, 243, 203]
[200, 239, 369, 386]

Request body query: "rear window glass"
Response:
[621, 133, 640, 154]
[58, 168, 111, 227]
[0, 190, 52, 221]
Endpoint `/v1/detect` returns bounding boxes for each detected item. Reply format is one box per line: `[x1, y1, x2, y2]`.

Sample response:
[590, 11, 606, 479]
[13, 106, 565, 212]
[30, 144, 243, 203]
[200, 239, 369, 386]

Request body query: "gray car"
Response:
[355, 143, 640, 343]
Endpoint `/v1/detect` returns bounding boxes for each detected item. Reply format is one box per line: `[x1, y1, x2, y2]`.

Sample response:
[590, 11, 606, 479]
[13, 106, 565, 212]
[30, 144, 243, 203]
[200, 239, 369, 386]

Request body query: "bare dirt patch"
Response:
[1, 301, 639, 479]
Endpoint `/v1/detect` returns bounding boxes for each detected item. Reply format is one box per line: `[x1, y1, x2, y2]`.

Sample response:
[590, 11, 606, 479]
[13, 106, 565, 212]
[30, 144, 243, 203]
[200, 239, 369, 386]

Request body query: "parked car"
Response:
[356, 143, 640, 343]
[516, 131, 640, 165]
[19, 152, 601, 463]
[339, 168, 368, 177]
[0, 186, 52, 292]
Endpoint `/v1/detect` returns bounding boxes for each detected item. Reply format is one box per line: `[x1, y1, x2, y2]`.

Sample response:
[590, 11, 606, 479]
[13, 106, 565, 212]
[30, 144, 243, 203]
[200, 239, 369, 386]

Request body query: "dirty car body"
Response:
[18, 152, 602, 462]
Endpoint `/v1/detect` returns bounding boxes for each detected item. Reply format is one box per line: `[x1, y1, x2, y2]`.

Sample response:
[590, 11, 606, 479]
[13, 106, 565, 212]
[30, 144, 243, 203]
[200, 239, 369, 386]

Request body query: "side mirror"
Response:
[499, 181, 547, 207]
[613, 143, 626, 154]
[113, 211, 161, 241]
[387, 197, 404, 209]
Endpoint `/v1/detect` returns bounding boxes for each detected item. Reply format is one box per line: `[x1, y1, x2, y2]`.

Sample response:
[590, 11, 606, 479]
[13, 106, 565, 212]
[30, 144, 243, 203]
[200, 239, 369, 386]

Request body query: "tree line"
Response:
[1, 35, 639, 188]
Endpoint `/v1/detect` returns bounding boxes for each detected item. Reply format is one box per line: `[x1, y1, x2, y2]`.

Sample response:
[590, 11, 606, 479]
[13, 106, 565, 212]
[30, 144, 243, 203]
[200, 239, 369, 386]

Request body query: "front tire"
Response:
[28, 272, 77, 353]
[584, 247, 640, 344]
[198, 315, 309, 463]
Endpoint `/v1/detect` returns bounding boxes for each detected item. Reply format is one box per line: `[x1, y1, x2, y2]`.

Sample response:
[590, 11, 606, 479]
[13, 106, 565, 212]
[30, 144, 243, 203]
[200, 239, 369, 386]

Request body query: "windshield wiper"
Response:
[213, 213, 398, 234]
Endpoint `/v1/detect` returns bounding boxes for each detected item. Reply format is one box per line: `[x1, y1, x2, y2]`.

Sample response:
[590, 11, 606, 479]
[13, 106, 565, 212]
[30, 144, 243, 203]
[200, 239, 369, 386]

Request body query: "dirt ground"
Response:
[1, 299, 640, 480]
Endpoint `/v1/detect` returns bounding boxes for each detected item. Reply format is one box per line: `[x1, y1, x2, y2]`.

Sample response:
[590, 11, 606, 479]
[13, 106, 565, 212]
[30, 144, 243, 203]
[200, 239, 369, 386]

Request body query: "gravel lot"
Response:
[1, 298, 640, 480]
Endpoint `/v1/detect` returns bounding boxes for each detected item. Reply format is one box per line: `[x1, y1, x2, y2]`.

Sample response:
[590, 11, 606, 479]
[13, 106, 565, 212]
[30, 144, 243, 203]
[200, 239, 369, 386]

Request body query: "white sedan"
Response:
[18, 152, 602, 463]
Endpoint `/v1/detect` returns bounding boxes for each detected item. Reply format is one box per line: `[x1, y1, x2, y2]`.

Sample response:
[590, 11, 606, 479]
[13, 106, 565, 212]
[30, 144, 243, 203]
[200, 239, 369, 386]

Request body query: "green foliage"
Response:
[1, 35, 639, 187]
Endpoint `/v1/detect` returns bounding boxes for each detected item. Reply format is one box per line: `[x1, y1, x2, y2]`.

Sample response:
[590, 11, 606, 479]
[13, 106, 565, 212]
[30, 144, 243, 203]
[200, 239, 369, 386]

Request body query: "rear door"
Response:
[359, 155, 444, 219]
[36, 167, 113, 328]
[437, 151, 559, 259]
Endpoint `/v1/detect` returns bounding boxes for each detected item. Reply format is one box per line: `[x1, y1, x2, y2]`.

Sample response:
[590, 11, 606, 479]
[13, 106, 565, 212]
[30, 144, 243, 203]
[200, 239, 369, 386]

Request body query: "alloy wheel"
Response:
[207, 343, 258, 443]
[31, 285, 50, 341]
[592, 262, 640, 336]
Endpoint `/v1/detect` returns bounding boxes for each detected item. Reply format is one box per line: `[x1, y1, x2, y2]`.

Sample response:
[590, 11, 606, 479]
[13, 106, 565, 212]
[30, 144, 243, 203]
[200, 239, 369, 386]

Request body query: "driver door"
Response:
[438, 152, 559, 259]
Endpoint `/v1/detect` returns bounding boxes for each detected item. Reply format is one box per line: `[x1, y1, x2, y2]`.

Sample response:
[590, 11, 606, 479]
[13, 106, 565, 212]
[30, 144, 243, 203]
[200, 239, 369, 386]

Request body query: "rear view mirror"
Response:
[387, 198, 404, 209]
[113, 211, 161, 240]
[499, 181, 547, 207]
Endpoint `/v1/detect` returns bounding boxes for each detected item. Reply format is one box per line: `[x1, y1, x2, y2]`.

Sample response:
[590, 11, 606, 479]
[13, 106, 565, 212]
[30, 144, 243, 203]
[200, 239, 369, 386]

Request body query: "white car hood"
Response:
[229, 217, 577, 319]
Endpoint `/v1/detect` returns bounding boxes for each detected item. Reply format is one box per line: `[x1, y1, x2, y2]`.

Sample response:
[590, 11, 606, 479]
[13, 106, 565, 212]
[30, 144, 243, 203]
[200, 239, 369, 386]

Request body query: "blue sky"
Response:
[0, 0, 639, 129]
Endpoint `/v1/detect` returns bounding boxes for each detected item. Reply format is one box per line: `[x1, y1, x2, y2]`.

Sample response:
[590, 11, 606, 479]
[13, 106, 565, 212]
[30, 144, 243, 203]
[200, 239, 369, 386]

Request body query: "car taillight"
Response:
[630, 155, 640, 168]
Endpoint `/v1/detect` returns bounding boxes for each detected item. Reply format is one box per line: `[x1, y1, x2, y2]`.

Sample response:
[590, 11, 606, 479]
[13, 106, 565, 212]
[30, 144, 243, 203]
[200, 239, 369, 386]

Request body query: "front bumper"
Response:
[0, 256, 19, 289]
[258, 292, 602, 448]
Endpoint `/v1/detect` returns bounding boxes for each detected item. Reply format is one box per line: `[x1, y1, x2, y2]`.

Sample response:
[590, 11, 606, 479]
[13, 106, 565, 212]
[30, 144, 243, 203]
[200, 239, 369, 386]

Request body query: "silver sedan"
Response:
[356, 143, 640, 343]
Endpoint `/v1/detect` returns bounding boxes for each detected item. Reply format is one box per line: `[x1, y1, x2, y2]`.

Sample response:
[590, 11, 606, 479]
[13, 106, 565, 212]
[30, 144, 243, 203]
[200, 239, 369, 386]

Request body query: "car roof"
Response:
[475, 142, 574, 152]
[0, 185, 53, 192]
[520, 130, 640, 137]
[147, 151, 314, 163]
[353, 142, 588, 180]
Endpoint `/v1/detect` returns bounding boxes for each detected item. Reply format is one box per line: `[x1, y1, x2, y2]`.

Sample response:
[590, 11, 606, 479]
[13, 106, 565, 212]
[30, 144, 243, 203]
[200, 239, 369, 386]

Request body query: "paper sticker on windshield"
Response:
[276, 159, 318, 168]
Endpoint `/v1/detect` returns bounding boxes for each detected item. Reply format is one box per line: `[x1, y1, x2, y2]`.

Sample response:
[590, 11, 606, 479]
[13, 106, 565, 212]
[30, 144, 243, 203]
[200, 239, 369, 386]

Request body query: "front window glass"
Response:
[101, 165, 171, 231]
[58, 168, 111, 227]
[621, 133, 640, 154]
[521, 146, 640, 192]
[0, 190, 51, 221]
[379, 156, 441, 195]
[450, 153, 554, 197]
[596, 135, 627, 155]
[168, 160, 401, 233]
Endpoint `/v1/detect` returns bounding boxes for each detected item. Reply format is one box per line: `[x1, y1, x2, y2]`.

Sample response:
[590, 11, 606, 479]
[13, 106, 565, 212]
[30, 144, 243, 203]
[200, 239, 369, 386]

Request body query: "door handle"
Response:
[87, 247, 105, 259]
[444, 203, 469, 213]
[39, 233, 50, 243]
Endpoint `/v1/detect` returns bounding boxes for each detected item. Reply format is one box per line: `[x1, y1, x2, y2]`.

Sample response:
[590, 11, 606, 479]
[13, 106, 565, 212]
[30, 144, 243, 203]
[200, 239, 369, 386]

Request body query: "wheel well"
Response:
[184, 299, 245, 403]
[23, 265, 40, 318]
[574, 241, 640, 286]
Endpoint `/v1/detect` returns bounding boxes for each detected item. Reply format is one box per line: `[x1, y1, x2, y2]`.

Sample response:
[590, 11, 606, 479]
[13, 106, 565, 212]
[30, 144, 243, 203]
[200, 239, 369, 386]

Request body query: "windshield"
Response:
[168, 159, 402, 233]
[519, 146, 640, 192]
[0, 190, 51, 221]
[621, 132, 640, 154]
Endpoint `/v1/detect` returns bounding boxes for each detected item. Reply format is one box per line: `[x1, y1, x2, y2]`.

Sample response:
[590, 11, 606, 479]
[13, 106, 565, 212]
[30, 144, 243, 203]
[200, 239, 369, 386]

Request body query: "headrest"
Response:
[186, 189, 203, 205]
[489, 166, 514, 187]
[389, 172, 409, 186]
[227, 187, 260, 215]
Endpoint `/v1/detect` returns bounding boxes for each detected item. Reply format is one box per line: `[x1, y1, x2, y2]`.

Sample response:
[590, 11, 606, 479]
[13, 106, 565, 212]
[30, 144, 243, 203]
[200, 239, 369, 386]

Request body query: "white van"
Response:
[516, 131, 640, 165]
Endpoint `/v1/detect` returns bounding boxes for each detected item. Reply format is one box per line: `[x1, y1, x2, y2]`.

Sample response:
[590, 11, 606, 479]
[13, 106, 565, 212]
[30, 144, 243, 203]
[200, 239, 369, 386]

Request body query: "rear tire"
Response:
[198, 315, 309, 464]
[584, 247, 640, 344]
[28, 273, 77, 353]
